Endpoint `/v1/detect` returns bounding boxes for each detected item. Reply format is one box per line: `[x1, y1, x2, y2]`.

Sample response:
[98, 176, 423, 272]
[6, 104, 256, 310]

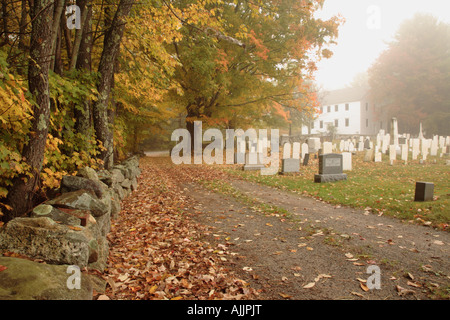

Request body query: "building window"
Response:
[327, 106, 331, 113]
[311, 121, 314, 129]
[365, 103, 369, 111]
[366, 119, 369, 127]
[335, 119, 339, 127]
[345, 118, 349, 127]
[380, 121, 383, 129]
[335, 105, 338, 112]
[320, 121, 323, 129]
[345, 104, 349, 111]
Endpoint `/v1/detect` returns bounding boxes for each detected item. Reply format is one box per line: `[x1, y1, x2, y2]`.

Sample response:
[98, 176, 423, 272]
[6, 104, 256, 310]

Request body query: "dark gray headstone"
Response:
[364, 138, 370, 149]
[314, 153, 347, 183]
[414, 182, 434, 202]
[319, 153, 343, 175]
[302, 153, 310, 166]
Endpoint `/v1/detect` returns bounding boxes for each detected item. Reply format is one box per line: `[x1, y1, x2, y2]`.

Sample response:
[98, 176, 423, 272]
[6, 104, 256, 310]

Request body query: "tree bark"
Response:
[74, 0, 93, 136]
[49, 0, 65, 71]
[6, 0, 54, 220]
[93, 0, 134, 169]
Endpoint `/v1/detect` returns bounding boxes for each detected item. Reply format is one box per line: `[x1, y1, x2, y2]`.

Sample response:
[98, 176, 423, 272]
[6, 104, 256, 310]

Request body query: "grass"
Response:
[220, 152, 450, 230]
[199, 179, 292, 218]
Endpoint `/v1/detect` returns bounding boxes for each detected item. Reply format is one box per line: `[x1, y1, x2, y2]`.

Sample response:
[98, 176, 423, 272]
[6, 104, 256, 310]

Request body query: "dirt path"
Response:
[161, 158, 450, 300]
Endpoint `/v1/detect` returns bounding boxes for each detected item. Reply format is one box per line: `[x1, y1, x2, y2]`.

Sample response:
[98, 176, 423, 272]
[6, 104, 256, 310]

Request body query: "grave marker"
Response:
[302, 153, 310, 166]
[342, 152, 352, 171]
[414, 182, 434, 202]
[314, 153, 347, 183]
[323, 142, 332, 154]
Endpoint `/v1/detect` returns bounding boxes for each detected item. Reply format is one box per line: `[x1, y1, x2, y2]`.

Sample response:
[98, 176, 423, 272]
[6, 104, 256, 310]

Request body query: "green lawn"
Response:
[221, 152, 450, 230]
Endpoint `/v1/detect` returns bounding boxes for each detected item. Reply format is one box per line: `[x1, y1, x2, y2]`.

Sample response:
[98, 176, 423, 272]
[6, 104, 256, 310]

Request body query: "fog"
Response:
[314, 0, 450, 90]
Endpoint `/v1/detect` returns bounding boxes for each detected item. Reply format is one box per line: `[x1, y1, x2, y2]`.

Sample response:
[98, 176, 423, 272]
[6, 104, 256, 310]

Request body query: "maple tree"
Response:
[368, 13, 450, 136]
[0, 0, 341, 220]
[162, 0, 342, 140]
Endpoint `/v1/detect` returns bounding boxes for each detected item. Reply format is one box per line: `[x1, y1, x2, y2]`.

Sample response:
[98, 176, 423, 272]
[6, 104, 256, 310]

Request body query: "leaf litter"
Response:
[103, 159, 258, 300]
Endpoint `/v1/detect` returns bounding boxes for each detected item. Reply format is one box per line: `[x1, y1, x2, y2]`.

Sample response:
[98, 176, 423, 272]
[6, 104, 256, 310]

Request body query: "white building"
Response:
[301, 87, 387, 136]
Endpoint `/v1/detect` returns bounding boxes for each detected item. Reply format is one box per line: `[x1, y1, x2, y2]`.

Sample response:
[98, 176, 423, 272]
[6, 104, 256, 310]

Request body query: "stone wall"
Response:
[0, 155, 141, 274]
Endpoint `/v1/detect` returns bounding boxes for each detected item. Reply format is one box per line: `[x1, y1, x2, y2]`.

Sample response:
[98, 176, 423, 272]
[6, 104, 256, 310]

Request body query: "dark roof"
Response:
[319, 86, 369, 106]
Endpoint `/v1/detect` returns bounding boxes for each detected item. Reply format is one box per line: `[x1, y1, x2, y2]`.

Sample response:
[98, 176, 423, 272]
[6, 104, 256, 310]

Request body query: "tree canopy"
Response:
[0, 0, 341, 220]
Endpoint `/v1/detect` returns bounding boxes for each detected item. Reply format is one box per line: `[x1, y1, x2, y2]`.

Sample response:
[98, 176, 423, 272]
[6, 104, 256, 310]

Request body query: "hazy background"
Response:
[314, 0, 450, 91]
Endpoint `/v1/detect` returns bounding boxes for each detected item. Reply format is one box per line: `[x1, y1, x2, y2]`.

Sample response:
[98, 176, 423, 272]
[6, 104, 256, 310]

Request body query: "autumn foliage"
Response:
[0, 0, 341, 219]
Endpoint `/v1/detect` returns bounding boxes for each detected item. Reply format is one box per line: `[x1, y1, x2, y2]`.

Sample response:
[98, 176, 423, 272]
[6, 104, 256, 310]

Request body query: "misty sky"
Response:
[314, 0, 450, 91]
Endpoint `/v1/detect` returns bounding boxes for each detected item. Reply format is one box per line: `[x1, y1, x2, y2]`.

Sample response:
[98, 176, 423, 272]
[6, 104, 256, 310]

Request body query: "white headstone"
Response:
[283, 143, 291, 159]
[348, 142, 355, 152]
[421, 139, 429, 158]
[389, 145, 396, 161]
[342, 152, 352, 171]
[412, 139, 420, 160]
[292, 142, 300, 159]
[391, 118, 399, 146]
[430, 139, 438, 156]
[401, 144, 408, 163]
[301, 143, 308, 160]
[374, 152, 382, 162]
[323, 142, 332, 154]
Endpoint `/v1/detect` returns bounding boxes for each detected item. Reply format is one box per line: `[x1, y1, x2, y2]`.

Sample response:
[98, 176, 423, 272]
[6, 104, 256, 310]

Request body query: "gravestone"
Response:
[364, 138, 371, 149]
[314, 153, 347, 183]
[389, 145, 396, 161]
[401, 144, 408, 163]
[301, 143, 308, 161]
[234, 139, 246, 164]
[374, 152, 382, 162]
[342, 152, 352, 171]
[357, 141, 364, 152]
[283, 142, 292, 159]
[280, 142, 299, 174]
[430, 139, 438, 156]
[348, 142, 355, 153]
[323, 142, 333, 154]
[412, 139, 420, 160]
[308, 138, 321, 153]
[444, 145, 450, 157]
[302, 153, 310, 166]
[243, 145, 264, 171]
[398, 137, 407, 145]
[281, 159, 300, 174]
[292, 142, 301, 159]
[390, 117, 399, 146]
[414, 182, 434, 202]
[364, 148, 374, 162]
[418, 123, 424, 140]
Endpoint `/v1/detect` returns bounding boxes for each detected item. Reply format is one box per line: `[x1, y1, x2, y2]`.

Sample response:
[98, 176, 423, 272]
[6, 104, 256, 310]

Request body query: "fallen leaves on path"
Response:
[103, 158, 257, 300]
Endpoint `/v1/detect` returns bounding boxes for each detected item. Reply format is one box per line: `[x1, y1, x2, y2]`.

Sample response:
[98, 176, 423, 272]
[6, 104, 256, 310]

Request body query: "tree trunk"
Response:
[49, 0, 65, 71]
[74, 0, 93, 136]
[18, 0, 28, 50]
[6, 0, 54, 220]
[93, 0, 135, 169]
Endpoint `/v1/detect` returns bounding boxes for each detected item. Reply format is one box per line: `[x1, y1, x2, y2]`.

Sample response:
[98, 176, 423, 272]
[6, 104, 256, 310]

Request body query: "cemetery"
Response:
[231, 119, 450, 229]
[1, 0, 449, 303]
